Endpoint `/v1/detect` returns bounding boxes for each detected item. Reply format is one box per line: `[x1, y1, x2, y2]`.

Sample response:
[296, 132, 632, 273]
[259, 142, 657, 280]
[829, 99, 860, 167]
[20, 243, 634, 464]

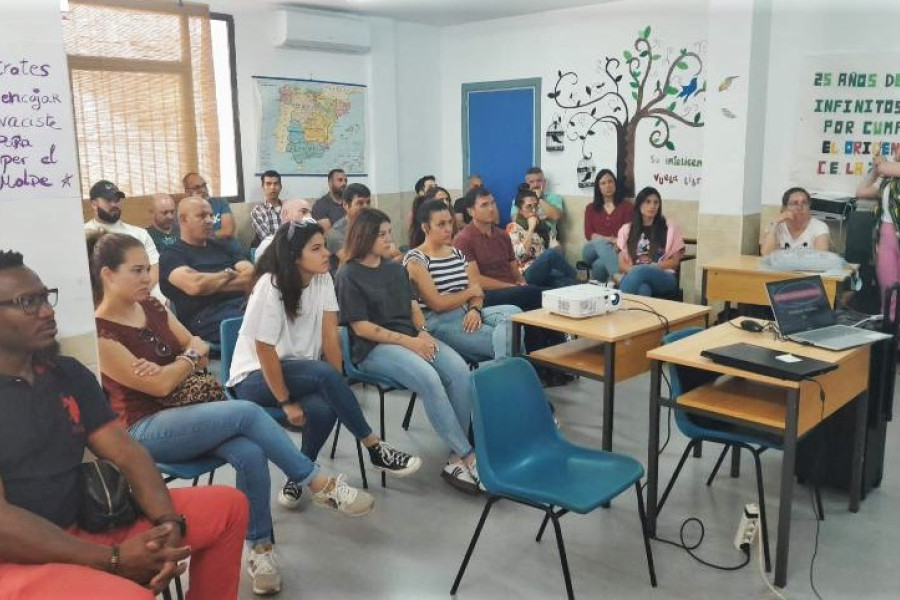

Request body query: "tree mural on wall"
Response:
[548, 26, 705, 195]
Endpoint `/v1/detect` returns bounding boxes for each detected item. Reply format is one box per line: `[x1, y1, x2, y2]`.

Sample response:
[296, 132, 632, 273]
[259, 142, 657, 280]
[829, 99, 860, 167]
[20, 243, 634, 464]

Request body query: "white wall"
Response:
[760, 0, 900, 206]
[208, 1, 441, 201]
[0, 0, 96, 341]
[439, 0, 709, 199]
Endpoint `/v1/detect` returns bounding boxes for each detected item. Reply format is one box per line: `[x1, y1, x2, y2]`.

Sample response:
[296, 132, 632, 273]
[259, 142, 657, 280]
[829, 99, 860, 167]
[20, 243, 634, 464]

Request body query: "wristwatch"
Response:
[468, 305, 483, 316]
[182, 348, 202, 363]
[153, 514, 188, 537]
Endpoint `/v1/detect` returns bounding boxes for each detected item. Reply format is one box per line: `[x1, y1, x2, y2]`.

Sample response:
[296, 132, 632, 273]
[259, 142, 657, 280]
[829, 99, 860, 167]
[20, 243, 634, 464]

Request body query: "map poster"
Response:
[254, 76, 367, 176]
[790, 53, 900, 195]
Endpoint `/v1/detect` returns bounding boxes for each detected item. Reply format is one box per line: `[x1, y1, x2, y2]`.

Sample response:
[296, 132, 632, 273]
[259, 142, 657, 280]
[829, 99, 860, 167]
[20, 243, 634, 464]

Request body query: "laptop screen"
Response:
[765, 276, 836, 336]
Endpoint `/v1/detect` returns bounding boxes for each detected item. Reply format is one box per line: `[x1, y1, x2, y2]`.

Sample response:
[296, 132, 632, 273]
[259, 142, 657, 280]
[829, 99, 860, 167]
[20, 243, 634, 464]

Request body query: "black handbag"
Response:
[78, 460, 140, 533]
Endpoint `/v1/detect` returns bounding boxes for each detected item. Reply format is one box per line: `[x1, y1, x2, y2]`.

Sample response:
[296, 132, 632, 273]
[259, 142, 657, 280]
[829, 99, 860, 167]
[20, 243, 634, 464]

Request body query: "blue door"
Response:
[463, 79, 541, 226]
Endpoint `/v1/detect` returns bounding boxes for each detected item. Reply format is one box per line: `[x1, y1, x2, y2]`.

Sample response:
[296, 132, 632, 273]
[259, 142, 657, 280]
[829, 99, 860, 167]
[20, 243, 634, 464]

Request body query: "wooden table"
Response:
[701, 255, 853, 310]
[510, 295, 711, 451]
[646, 322, 870, 587]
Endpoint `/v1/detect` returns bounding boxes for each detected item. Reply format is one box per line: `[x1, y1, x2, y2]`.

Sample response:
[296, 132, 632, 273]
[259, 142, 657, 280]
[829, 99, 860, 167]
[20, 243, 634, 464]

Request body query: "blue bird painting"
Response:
[677, 77, 698, 102]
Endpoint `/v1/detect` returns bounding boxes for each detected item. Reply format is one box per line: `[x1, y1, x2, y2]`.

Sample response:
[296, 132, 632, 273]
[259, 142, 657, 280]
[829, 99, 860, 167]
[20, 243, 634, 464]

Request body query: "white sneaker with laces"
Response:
[247, 543, 282, 596]
[312, 474, 374, 517]
[277, 479, 303, 509]
[441, 459, 480, 494]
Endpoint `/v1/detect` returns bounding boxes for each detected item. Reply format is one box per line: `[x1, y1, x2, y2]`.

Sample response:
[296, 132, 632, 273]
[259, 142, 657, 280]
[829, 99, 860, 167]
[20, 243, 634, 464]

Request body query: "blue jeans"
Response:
[129, 400, 320, 545]
[360, 341, 473, 458]
[524, 250, 577, 288]
[483, 284, 565, 352]
[582, 239, 619, 282]
[233, 359, 373, 462]
[424, 304, 521, 363]
[618, 264, 678, 297]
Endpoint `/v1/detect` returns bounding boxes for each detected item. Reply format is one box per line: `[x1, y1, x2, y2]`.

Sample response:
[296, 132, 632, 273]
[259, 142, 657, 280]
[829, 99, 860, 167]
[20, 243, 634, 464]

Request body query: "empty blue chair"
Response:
[451, 358, 656, 599]
[660, 326, 787, 572]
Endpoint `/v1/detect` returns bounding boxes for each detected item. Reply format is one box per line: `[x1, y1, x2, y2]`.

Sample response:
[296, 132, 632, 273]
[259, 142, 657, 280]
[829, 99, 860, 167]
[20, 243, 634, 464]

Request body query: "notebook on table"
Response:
[701, 343, 837, 381]
[765, 276, 892, 351]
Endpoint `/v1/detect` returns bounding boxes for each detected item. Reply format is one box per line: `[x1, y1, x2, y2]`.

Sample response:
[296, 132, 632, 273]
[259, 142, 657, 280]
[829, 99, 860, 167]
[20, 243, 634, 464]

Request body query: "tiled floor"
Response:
[177, 369, 900, 599]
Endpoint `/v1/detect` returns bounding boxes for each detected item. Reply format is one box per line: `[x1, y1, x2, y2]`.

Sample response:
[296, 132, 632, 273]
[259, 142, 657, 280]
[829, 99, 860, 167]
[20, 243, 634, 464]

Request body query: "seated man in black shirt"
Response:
[0, 250, 248, 599]
[160, 196, 254, 343]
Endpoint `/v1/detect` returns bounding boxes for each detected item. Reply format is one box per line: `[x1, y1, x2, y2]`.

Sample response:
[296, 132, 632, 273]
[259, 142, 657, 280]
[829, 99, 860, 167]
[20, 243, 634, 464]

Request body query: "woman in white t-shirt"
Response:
[857, 146, 900, 310]
[228, 219, 421, 508]
[760, 187, 830, 255]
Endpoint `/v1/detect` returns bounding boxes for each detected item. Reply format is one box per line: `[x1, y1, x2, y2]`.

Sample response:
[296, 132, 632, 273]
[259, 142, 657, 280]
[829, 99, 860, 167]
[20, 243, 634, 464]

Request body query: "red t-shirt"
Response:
[453, 223, 517, 284]
[583, 201, 634, 240]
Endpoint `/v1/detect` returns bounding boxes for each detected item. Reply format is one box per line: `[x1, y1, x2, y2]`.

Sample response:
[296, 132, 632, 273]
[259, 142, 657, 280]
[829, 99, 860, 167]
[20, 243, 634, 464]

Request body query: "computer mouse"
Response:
[739, 319, 764, 333]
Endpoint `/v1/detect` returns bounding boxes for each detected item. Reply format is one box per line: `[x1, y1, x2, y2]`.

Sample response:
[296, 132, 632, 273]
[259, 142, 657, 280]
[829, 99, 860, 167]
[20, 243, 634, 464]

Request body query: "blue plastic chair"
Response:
[331, 326, 415, 488]
[220, 317, 369, 488]
[219, 317, 287, 424]
[451, 358, 657, 600]
[156, 456, 226, 600]
[660, 326, 782, 571]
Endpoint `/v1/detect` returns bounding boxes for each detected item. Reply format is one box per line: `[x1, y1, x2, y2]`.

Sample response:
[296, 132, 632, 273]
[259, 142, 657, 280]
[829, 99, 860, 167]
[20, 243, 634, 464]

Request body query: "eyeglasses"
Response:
[787, 200, 810, 209]
[287, 218, 318, 241]
[0, 288, 58, 315]
[138, 327, 173, 357]
[186, 181, 208, 190]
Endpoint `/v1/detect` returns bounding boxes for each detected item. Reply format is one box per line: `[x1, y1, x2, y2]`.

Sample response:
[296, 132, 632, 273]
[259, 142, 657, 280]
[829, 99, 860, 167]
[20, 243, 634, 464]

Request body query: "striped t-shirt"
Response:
[403, 248, 470, 308]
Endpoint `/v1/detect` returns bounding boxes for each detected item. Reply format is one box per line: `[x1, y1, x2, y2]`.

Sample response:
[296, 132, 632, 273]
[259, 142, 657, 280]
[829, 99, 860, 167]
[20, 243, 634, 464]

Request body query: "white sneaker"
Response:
[467, 458, 487, 493]
[247, 543, 282, 596]
[312, 474, 374, 517]
[441, 459, 480, 495]
[277, 480, 303, 509]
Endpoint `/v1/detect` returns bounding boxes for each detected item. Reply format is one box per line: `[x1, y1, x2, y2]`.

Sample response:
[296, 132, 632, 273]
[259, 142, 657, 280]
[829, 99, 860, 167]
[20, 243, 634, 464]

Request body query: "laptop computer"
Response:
[765, 276, 892, 351]
[701, 343, 837, 381]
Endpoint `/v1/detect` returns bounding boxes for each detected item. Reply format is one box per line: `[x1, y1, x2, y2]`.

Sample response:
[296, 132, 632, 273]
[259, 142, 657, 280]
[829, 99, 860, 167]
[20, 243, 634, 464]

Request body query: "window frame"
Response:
[210, 11, 245, 204]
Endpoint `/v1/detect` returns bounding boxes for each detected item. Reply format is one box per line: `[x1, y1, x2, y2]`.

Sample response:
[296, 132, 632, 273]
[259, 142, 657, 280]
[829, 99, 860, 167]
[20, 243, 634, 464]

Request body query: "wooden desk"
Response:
[646, 322, 870, 587]
[511, 295, 711, 451]
[701, 255, 852, 310]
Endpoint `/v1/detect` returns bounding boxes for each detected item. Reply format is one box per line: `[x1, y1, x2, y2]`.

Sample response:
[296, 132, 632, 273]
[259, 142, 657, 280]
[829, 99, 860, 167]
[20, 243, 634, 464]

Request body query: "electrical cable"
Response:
[756, 527, 788, 600]
[653, 518, 751, 571]
[800, 376, 827, 599]
[622, 301, 670, 334]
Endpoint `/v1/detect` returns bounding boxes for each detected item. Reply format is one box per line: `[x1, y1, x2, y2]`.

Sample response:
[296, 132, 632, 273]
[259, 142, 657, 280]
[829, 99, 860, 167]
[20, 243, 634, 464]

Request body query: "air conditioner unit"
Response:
[274, 9, 371, 55]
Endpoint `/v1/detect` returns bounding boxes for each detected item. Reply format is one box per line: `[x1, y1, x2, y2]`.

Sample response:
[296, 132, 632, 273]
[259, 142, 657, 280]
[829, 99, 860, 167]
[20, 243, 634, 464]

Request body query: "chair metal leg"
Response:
[635, 482, 658, 587]
[191, 476, 200, 487]
[451, 497, 499, 595]
[329, 423, 341, 460]
[535, 508, 569, 542]
[751, 449, 772, 573]
[401, 393, 417, 430]
[207, 469, 215, 486]
[173, 574, 184, 600]
[706, 444, 731, 486]
[356, 438, 369, 489]
[161, 588, 172, 600]
[378, 388, 387, 489]
[658, 440, 697, 513]
[548, 509, 575, 600]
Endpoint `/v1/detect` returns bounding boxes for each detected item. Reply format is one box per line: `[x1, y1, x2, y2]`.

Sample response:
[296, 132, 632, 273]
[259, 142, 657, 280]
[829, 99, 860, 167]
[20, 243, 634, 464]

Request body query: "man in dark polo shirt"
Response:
[160, 196, 254, 343]
[453, 187, 569, 384]
[312, 168, 348, 232]
[0, 250, 247, 598]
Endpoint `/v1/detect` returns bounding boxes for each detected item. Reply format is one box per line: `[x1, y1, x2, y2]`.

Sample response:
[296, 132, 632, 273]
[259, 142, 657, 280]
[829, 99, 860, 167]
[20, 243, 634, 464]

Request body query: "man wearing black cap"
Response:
[83, 180, 164, 301]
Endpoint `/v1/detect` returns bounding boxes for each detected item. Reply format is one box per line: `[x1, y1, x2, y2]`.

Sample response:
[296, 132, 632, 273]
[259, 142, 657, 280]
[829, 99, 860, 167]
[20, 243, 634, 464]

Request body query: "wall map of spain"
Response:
[255, 76, 367, 176]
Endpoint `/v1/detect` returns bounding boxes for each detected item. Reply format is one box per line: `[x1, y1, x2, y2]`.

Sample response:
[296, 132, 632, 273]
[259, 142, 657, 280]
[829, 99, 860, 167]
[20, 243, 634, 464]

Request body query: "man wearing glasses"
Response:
[0, 250, 249, 599]
[760, 187, 831, 255]
[253, 198, 313, 262]
[83, 180, 165, 303]
[181, 172, 242, 255]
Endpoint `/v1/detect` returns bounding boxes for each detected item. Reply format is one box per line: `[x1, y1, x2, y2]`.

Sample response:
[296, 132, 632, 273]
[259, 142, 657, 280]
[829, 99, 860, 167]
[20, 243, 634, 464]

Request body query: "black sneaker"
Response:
[368, 441, 422, 477]
[278, 480, 303, 509]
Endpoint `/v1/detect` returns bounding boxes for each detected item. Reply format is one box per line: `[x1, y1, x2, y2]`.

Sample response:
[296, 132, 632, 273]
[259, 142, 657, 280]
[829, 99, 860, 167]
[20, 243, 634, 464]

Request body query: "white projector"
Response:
[542, 283, 622, 319]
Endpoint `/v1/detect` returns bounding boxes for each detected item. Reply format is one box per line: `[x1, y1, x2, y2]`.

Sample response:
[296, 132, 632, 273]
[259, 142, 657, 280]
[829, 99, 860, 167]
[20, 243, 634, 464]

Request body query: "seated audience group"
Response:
[4, 158, 837, 599]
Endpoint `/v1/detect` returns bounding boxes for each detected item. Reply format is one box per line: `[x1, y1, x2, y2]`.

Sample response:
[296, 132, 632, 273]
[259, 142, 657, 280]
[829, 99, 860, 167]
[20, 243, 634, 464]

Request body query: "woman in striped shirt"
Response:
[404, 199, 521, 362]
